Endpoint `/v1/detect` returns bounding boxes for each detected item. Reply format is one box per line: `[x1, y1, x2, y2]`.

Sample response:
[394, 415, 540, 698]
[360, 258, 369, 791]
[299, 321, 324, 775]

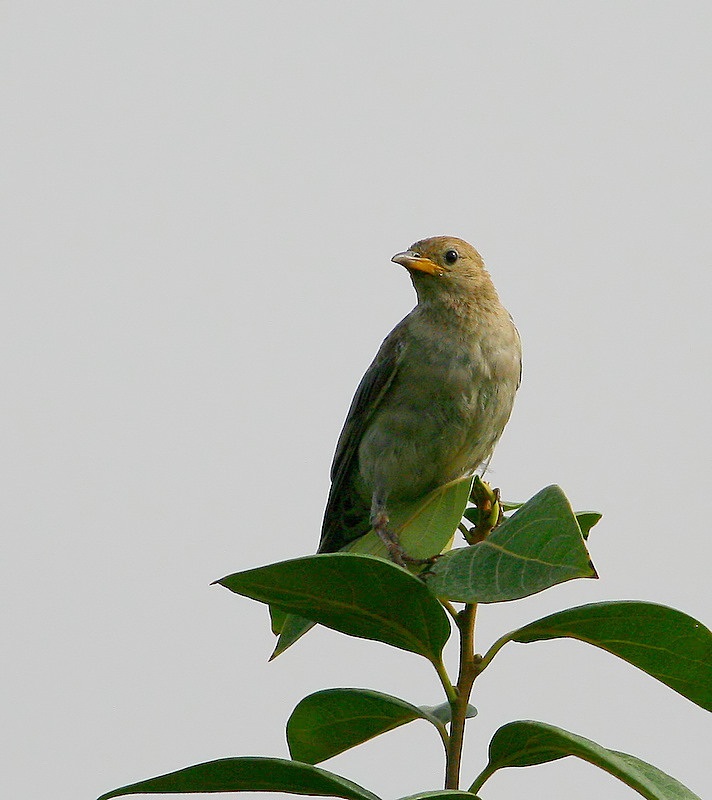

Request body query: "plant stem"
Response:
[468, 764, 495, 794]
[444, 603, 479, 789]
[477, 629, 513, 674]
[432, 719, 450, 753]
[440, 599, 460, 623]
[432, 655, 458, 706]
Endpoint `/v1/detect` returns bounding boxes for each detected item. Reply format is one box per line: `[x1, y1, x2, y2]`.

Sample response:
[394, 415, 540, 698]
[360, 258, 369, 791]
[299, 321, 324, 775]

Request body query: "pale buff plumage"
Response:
[318, 236, 521, 564]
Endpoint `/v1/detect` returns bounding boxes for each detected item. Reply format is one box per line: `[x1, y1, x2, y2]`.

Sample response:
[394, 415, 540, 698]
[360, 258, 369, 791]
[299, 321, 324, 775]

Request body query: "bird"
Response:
[317, 236, 522, 566]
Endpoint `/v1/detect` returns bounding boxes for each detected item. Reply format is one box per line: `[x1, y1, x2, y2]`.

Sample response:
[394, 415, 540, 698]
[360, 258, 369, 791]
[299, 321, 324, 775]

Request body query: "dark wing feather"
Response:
[317, 325, 408, 553]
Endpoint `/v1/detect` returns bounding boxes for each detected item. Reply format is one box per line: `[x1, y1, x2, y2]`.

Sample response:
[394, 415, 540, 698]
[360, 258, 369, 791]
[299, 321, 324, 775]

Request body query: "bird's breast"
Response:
[356, 320, 520, 503]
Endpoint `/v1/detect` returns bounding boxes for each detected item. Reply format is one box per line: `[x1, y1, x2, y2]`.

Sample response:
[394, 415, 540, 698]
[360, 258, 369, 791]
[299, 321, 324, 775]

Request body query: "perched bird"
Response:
[318, 236, 522, 565]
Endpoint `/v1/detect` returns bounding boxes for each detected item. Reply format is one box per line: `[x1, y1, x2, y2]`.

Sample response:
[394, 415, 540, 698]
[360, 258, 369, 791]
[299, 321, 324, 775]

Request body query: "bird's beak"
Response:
[391, 250, 445, 276]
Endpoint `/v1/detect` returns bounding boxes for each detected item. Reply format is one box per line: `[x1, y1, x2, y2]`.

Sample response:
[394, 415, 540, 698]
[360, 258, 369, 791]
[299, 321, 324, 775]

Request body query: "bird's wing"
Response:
[330, 325, 407, 484]
[317, 324, 408, 553]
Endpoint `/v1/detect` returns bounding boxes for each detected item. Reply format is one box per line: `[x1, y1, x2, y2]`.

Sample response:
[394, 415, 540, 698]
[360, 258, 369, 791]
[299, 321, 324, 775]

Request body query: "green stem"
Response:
[477, 630, 513, 674]
[432, 719, 450, 753]
[449, 628, 513, 790]
[440, 599, 460, 623]
[445, 603, 479, 789]
[432, 655, 457, 705]
[468, 764, 495, 794]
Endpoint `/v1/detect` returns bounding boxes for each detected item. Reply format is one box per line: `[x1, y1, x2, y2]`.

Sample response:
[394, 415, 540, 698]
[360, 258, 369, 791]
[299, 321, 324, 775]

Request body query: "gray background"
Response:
[2, 2, 711, 799]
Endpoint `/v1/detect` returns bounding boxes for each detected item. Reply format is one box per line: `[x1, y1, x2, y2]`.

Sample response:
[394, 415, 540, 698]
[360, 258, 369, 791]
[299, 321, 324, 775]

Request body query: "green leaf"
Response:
[469, 720, 701, 799]
[269, 478, 472, 658]
[419, 701, 477, 725]
[346, 476, 473, 561]
[96, 757, 380, 800]
[425, 485, 597, 603]
[576, 511, 602, 539]
[270, 613, 316, 660]
[469, 506, 601, 540]
[509, 601, 712, 711]
[499, 500, 524, 512]
[216, 553, 451, 661]
[399, 793, 480, 800]
[287, 688, 445, 764]
[462, 506, 481, 525]
[269, 605, 288, 635]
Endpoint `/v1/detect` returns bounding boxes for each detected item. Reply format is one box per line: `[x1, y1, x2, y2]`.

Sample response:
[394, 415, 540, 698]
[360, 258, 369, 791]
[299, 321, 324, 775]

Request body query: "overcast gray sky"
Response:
[2, 3, 711, 799]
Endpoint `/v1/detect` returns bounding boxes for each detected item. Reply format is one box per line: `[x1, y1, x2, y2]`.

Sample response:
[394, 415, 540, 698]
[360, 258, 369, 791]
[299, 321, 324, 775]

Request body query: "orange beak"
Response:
[391, 250, 445, 276]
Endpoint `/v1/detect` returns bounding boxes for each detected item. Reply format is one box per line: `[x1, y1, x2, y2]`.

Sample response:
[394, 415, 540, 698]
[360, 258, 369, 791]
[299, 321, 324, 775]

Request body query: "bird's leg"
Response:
[371, 495, 439, 567]
[371, 509, 407, 567]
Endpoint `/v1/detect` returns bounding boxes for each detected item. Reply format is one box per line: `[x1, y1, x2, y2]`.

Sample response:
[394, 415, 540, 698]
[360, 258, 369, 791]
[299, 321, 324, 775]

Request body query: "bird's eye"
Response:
[444, 249, 459, 265]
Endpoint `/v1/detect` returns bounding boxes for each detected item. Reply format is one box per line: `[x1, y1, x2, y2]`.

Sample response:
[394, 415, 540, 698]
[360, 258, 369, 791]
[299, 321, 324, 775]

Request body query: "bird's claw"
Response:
[375, 526, 441, 568]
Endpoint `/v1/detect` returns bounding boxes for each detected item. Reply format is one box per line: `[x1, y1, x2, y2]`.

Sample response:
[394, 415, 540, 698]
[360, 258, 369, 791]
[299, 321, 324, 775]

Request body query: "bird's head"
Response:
[391, 236, 496, 307]
[392, 236, 483, 278]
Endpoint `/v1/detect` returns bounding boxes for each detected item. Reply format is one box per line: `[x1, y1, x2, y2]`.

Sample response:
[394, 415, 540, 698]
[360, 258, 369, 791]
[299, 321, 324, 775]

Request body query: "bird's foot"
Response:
[374, 525, 440, 567]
